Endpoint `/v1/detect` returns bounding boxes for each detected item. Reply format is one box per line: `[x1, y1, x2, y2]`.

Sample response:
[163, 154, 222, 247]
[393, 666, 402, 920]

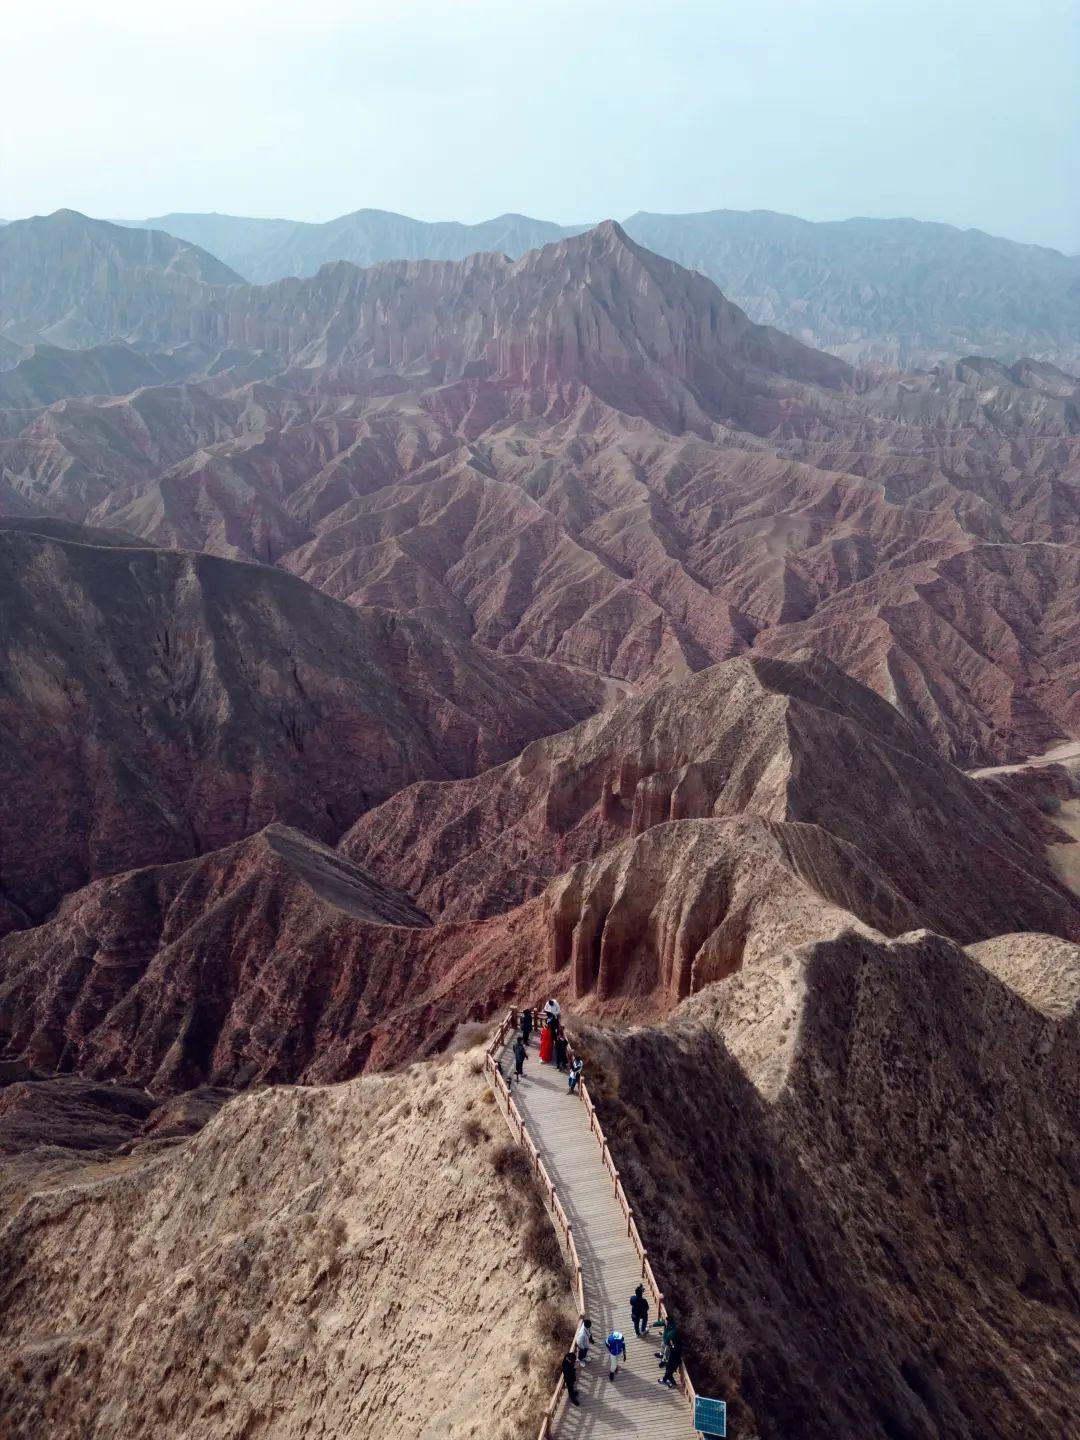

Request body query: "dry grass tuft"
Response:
[522, 1213, 565, 1275]
[460, 1117, 487, 1147]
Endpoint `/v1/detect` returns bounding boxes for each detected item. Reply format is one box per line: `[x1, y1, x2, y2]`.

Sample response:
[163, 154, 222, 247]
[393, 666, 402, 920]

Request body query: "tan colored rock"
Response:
[578, 928, 1080, 1438]
[0, 1050, 573, 1440]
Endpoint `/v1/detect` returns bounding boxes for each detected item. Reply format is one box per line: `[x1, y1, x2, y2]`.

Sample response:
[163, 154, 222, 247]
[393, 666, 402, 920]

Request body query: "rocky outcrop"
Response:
[579, 927, 1080, 1438]
[541, 816, 917, 1002]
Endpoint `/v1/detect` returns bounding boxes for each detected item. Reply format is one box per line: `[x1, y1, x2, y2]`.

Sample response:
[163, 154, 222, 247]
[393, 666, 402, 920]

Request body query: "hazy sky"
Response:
[4, 0, 1078, 251]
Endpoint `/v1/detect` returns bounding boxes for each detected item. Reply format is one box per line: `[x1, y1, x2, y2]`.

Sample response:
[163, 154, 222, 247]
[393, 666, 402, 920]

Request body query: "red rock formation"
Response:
[3, 218, 1079, 762]
[5, 654, 1076, 1093]
[344, 653, 1080, 945]
[0, 519, 605, 926]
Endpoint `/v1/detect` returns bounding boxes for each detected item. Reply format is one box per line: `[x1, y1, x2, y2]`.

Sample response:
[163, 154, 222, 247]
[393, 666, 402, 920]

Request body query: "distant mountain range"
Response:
[2, 205, 1080, 1440]
[103, 204, 1080, 371]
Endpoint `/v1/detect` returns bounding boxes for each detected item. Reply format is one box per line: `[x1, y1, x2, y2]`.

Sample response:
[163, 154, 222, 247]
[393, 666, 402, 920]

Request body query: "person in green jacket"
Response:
[654, 1315, 677, 1367]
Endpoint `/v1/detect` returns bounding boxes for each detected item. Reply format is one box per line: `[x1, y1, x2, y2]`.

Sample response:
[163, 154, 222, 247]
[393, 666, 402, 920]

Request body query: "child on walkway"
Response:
[605, 1330, 626, 1381]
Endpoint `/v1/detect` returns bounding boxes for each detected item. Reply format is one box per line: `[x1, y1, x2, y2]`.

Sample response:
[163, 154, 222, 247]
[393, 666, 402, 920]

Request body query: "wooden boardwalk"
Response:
[505, 1033, 697, 1439]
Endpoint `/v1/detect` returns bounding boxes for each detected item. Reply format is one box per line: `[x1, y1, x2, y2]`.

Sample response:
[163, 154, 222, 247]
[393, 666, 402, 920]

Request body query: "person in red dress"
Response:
[539, 1011, 556, 1063]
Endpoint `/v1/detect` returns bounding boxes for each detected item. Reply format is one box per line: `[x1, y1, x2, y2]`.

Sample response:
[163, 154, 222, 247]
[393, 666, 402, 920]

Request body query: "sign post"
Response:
[693, 1396, 727, 1438]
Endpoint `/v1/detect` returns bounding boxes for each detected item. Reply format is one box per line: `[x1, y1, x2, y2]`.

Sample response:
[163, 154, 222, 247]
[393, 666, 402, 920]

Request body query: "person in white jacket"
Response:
[574, 1315, 592, 1364]
[543, 998, 561, 1022]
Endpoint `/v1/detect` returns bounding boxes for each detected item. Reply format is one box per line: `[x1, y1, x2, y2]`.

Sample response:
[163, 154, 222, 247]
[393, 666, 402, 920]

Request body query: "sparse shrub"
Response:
[491, 1141, 533, 1184]
[460, 1117, 487, 1146]
[522, 1213, 566, 1276]
[479, 1089, 495, 1106]
[535, 1298, 567, 1346]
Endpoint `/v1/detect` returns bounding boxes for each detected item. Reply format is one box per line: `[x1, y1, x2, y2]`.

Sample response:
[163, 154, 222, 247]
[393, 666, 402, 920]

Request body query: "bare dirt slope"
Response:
[0, 1047, 573, 1440]
[577, 928, 1080, 1440]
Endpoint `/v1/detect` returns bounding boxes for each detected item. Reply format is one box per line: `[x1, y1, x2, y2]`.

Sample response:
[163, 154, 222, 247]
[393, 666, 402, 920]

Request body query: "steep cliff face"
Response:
[0, 1050, 575, 1440]
[578, 928, 1080, 1439]
[0, 520, 605, 925]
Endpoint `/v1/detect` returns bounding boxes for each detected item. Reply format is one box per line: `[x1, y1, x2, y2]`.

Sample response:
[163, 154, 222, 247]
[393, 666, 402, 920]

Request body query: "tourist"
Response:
[574, 1315, 593, 1364]
[539, 1012, 556, 1064]
[605, 1329, 626, 1381]
[520, 1007, 533, 1046]
[543, 997, 561, 1022]
[655, 1315, 677, 1366]
[659, 1329, 684, 1389]
[561, 1349, 580, 1406]
[630, 1283, 650, 1336]
[513, 1035, 527, 1078]
[554, 1028, 569, 1072]
[567, 1057, 583, 1094]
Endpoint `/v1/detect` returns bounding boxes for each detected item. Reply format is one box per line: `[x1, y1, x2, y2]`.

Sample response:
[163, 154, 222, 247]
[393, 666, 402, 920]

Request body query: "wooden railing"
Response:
[483, 1007, 698, 1438]
[483, 1011, 583, 1439]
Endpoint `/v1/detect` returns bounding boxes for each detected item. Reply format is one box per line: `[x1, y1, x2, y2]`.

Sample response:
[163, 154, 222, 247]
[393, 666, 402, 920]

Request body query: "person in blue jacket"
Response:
[605, 1329, 626, 1381]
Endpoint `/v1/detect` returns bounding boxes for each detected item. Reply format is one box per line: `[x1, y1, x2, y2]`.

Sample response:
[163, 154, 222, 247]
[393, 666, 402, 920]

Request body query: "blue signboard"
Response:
[694, 1396, 727, 1437]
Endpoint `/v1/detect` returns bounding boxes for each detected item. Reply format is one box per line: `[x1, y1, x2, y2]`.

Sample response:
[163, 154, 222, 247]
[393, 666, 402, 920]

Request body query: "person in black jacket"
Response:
[630, 1283, 650, 1336]
[513, 1036, 527, 1078]
[660, 1330, 684, 1388]
[520, 1008, 533, 1046]
[554, 1029, 569, 1072]
[561, 1349, 580, 1406]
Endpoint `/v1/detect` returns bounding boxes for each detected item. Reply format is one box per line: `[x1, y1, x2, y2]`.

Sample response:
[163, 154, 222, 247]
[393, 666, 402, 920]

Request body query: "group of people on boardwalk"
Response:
[507, 999, 688, 1415]
[561, 1300, 684, 1406]
[511, 1000, 582, 1095]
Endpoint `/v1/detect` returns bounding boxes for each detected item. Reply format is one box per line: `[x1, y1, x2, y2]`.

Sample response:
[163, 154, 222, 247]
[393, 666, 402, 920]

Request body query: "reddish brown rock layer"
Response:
[344, 653, 1080, 945]
[3, 217, 1079, 763]
[0, 520, 605, 925]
